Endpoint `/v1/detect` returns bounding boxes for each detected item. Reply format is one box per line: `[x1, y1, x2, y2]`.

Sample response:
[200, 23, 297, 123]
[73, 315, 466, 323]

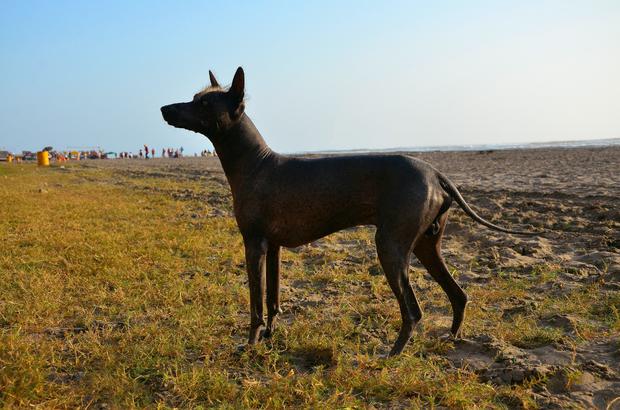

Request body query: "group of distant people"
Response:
[118, 145, 188, 159]
[162, 147, 183, 158]
[5, 146, 217, 161]
[119, 152, 140, 159]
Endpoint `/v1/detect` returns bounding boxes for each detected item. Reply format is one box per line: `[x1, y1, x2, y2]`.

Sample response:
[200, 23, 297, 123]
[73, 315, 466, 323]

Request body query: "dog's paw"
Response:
[234, 343, 248, 355]
[261, 328, 273, 339]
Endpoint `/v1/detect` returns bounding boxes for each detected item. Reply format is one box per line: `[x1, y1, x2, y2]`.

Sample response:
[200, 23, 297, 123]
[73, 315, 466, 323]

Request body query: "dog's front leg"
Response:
[244, 237, 268, 344]
[264, 245, 282, 338]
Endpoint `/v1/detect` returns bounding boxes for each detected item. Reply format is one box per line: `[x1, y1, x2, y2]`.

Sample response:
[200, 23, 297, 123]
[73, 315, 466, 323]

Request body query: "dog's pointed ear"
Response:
[209, 70, 219, 87]
[229, 67, 244, 102]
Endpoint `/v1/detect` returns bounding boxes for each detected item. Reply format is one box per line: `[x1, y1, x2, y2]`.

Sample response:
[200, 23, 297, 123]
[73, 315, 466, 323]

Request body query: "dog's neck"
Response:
[209, 114, 275, 193]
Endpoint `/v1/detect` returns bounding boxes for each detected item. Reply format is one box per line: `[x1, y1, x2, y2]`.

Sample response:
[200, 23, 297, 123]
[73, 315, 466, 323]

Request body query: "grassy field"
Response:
[1, 159, 618, 409]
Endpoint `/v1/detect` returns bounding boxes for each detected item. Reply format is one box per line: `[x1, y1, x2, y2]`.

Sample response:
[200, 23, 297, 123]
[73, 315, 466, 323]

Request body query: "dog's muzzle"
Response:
[160, 105, 178, 125]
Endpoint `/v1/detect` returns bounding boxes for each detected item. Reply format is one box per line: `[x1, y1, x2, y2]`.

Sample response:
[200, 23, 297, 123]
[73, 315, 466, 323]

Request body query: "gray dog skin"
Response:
[161, 67, 536, 356]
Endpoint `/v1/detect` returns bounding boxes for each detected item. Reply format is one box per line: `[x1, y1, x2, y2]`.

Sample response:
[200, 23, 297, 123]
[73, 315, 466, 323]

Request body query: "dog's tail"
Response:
[437, 173, 541, 235]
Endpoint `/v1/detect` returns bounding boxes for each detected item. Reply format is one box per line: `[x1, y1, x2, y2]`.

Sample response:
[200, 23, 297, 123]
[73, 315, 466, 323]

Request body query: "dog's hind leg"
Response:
[244, 237, 268, 344]
[376, 229, 423, 356]
[263, 244, 282, 339]
[413, 212, 468, 338]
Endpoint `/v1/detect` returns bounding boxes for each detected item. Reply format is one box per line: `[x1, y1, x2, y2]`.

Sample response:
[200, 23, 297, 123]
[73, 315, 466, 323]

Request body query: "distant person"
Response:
[162, 148, 166, 158]
[139, 149, 143, 158]
[151, 148, 155, 158]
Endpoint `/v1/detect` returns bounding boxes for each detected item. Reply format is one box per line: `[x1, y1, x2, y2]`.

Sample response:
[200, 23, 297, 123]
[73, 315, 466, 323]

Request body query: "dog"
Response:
[161, 67, 537, 356]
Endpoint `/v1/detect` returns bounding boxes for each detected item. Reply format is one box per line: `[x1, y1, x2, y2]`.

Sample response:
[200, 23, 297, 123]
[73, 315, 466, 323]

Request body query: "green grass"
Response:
[0, 162, 615, 408]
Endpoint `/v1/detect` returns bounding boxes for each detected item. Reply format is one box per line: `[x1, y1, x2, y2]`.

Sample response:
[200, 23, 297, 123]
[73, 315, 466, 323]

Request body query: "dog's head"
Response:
[161, 67, 245, 139]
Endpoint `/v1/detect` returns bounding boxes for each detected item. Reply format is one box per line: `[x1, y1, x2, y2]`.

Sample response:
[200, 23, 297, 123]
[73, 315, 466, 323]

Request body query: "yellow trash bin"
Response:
[37, 151, 50, 166]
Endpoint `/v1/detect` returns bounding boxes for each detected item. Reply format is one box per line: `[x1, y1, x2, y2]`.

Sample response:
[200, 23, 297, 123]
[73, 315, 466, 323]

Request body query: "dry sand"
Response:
[415, 147, 620, 409]
[86, 146, 619, 408]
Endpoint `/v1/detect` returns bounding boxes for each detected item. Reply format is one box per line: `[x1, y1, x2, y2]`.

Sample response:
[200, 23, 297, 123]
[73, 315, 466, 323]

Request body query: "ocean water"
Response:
[301, 137, 620, 155]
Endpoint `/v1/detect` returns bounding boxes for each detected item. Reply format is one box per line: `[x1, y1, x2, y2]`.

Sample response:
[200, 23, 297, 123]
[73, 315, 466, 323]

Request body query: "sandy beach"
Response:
[92, 146, 620, 406]
[2, 146, 618, 408]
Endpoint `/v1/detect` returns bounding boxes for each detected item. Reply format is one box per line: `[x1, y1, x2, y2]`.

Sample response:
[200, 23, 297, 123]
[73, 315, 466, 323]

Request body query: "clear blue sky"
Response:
[1, 1, 618, 154]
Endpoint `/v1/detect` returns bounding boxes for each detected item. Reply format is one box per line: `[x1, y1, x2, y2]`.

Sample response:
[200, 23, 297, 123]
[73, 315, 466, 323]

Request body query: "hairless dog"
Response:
[161, 67, 537, 356]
